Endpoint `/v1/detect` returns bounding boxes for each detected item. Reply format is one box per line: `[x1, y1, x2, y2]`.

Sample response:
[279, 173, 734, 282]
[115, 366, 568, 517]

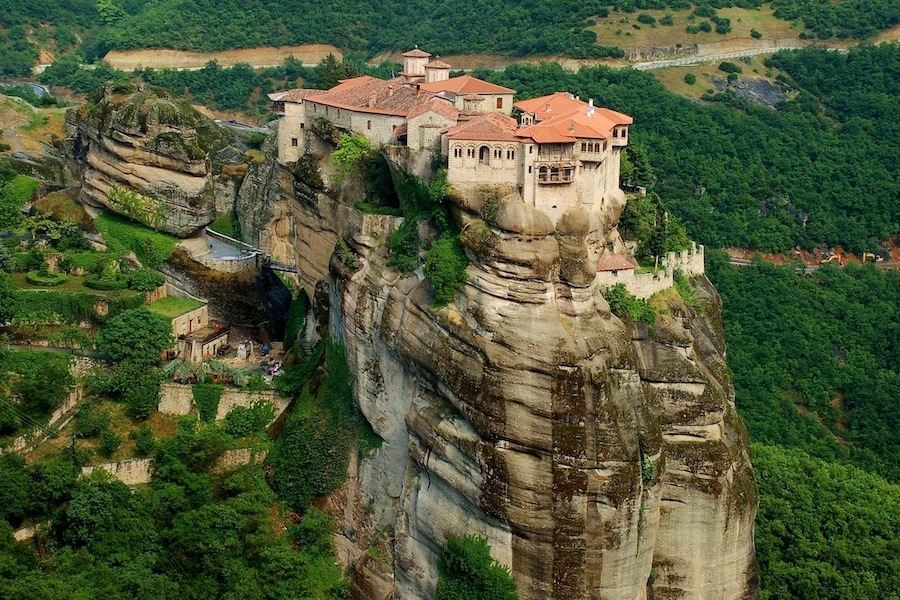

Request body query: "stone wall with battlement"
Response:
[597, 243, 705, 299]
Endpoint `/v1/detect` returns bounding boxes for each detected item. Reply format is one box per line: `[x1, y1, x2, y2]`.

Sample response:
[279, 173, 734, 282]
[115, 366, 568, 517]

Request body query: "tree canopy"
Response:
[96, 307, 173, 367]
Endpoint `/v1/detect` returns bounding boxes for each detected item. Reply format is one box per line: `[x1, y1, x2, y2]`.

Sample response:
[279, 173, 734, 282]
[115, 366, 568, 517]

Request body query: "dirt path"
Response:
[103, 44, 342, 70]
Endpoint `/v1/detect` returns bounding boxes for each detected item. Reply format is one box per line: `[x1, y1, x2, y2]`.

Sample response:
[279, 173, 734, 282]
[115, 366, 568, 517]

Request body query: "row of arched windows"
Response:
[451, 144, 517, 165]
[580, 141, 608, 153]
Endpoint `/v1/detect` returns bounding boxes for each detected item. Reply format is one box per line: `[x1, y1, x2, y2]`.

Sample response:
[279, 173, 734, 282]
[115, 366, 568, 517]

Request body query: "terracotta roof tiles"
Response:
[419, 75, 515, 96]
[407, 98, 460, 121]
[402, 48, 431, 58]
[446, 112, 519, 142]
[597, 253, 635, 272]
[268, 88, 324, 103]
[305, 76, 430, 116]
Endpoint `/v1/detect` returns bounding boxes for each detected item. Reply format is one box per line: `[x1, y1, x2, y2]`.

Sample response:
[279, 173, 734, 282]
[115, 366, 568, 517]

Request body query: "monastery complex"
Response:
[269, 48, 703, 294]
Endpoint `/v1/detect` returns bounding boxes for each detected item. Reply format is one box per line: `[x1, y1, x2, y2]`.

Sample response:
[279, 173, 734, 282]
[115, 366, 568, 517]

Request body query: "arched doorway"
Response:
[479, 145, 490, 165]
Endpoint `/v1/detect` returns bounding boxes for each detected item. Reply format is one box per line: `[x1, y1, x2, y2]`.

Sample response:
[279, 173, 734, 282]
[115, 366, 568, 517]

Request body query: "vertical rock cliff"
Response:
[237, 140, 758, 600]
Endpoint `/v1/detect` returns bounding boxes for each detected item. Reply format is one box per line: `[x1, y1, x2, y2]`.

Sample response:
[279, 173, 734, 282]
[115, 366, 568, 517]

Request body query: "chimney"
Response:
[587, 98, 595, 117]
[545, 102, 551, 112]
[570, 123, 575, 133]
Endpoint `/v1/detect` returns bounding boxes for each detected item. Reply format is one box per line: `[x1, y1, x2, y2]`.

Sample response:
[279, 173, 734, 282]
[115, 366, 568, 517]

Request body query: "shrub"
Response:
[96, 307, 173, 367]
[76, 403, 111, 438]
[0, 175, 40, 229]
[193, 383, 224, 423]
[123, 368, 162, 418]
[331, 133, 374, 183]
[436, 535, 518, 600]
[424, 233, 469, 307]
[127, 268, 164, 292]
[26, 271, 68, 286]
[100, 429, 122, 456]
[222, 401, 275, 438]
[283, 292, 309, 352]
[698, 21, 712, 32]
[601, 284, 656, 324]
[719, 61, 743, 74]
[388, 219, 421, 273]
[84, 274, 128, 290]
[637, 13, 656, 25]
[684, 73, 697, 85]
[750, 29, 762, 39]
[130, 424, 157, 456]
[269, 341, 357, 511]
[660, 14, 674, 26]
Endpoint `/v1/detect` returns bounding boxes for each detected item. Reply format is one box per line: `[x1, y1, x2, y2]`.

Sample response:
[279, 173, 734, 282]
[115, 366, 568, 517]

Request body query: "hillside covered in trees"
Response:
[2, 0, 899, 76]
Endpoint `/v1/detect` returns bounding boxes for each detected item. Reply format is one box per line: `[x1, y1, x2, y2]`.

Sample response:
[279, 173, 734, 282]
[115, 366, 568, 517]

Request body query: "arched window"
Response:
[538, 166, 549, 182]
[479, 145, 490, 165]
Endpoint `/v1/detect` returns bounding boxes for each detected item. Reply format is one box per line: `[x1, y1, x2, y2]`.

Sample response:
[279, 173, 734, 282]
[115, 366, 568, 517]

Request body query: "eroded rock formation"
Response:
[63, 83, 239, 236]
[237, 140, 758, 599]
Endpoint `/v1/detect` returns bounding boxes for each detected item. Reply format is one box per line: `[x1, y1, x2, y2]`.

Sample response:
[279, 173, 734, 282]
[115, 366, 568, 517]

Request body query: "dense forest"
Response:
[703, 258, 900, 599]
[2, 0, 899, 76]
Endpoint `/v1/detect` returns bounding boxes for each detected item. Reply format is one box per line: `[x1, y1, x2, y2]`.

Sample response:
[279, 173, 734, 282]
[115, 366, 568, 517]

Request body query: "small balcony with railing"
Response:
[536, 164, 575, 185]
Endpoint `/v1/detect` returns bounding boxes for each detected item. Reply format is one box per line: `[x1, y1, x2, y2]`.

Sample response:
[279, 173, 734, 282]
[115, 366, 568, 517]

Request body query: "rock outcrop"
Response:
[238, 140, 758, 599]
[63, 83, 239, 236]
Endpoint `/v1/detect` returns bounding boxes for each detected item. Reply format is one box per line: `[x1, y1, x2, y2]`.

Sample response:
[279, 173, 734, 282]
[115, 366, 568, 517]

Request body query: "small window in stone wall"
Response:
[496, 98, 503, 109]
[367, 120, 372, 130]
[291, 138, 298, 147]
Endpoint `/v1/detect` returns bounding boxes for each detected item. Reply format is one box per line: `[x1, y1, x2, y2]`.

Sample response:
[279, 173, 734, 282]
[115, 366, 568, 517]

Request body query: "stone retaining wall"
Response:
[158, 382, 290, 421]
[82, 457, 154, 485]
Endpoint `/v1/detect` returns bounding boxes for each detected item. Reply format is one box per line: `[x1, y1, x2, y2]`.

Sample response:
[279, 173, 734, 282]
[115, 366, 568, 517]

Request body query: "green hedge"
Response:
[192, 383, 224, 423]
[11, 290, 145, 325]
[84, 274, 128, 291]
[25, 271, 68, 286]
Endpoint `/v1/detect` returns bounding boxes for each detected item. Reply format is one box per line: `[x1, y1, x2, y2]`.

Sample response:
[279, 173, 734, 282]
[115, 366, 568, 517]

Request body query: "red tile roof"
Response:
[407, 98, 460, 121]
[514, 92, 583, 120]
[305, 76, 430, 117]
[516, 104, 630, 143]
[446, 112, 519, 142]
[426, 59, 451, 69]
[402, 48, 431, 58]
[419, 75, 515, 96]
[597, 253, 635, 271]
[269, 88, 324, 103]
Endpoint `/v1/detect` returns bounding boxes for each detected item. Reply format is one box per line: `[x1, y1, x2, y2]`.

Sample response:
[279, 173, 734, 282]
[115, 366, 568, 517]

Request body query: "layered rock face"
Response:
[238, 146, 758, 599]
[64, 83, 237, 236]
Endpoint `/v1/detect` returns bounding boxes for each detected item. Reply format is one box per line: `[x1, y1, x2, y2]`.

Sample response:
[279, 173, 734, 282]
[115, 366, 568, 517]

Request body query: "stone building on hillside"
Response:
[267, 48, 700, 291]
[269, 48, 512, 164]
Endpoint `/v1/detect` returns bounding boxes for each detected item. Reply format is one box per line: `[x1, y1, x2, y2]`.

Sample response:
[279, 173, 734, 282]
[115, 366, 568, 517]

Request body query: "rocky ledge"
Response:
[63, 83, 240, 236]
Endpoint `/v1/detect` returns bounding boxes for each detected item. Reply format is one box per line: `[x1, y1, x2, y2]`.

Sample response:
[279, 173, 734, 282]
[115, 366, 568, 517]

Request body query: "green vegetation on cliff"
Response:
[437, 535, 519, 600]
